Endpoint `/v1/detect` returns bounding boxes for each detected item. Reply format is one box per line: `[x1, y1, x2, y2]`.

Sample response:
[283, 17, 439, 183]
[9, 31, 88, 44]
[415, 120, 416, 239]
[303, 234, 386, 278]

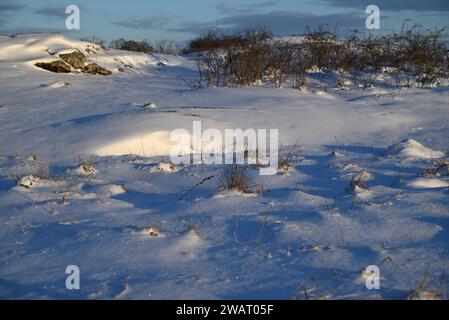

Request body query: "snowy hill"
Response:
[0, 33, 182, 72]
[0, 34, 448, 299]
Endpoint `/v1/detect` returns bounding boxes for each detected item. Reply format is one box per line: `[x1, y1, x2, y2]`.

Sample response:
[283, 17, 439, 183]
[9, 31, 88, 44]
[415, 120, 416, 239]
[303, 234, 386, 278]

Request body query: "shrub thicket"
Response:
[191, 23, 449, 89]
[109, 38, 154, 53]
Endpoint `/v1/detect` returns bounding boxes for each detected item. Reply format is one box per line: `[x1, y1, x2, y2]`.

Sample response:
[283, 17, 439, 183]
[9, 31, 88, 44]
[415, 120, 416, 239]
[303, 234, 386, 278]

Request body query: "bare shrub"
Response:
[407, 27, 448, 87]
[383, 23, 448, 88]
[333, 32, 382, 89]
[193, 23, 449, 90]
[196, 49, 228, 87]
[196, 27, 272, 87]
[153, 40, 180, 55]
[294, 48, 312, 90]
[267, 40, 296, 87]
[278, 143, 301, 173]
[187, 30, 245, 52]
[227, 27, 272, 86]
[303, 26, 337, 73]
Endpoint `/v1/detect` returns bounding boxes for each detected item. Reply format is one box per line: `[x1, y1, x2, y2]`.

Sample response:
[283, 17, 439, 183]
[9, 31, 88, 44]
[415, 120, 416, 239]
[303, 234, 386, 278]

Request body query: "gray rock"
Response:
[83, 63, 112, 76]
[35, 60, 71, 73]
[35, 50, 111, 76]
[59, 51, 87, 69]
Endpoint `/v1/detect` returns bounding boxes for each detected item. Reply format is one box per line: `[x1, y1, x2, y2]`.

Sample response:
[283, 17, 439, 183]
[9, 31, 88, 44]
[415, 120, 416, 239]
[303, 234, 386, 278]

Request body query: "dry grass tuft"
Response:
[218, 165, 252, 193]
[425, 160, 449, 176]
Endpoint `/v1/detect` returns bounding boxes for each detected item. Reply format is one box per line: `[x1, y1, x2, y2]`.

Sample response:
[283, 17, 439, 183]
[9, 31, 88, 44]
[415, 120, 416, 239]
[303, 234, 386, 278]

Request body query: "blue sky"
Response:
[1, 0, 448, 42]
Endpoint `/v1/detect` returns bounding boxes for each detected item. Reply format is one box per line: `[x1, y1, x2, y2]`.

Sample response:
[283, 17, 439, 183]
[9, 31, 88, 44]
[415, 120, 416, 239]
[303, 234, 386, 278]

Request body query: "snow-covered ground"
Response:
[0, 34, 448, 299]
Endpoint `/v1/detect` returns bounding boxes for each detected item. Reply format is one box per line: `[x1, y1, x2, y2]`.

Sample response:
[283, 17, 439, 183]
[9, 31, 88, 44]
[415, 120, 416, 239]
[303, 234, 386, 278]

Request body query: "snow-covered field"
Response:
[1, 34, 448, 299]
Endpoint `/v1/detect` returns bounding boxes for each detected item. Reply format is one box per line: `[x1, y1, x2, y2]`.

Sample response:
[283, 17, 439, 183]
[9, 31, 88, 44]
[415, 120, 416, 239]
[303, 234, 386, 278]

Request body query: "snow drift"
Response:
[386, 139, 445, 160]
[0, 33, 181, 73]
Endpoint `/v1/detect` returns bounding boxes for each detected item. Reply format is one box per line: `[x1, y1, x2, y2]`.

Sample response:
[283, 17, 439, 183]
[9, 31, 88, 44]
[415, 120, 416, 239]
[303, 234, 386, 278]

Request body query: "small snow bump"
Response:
[143, 102, 158, 109]
[18, 175, 41, 189]
[386, 139, 444, 160]
[150, 161, 178, 173]
[407, 178, 449, 189]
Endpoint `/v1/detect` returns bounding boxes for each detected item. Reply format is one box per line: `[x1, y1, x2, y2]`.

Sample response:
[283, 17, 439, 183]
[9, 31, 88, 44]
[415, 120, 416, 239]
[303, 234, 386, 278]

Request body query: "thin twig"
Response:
[179, 175, 215, 201]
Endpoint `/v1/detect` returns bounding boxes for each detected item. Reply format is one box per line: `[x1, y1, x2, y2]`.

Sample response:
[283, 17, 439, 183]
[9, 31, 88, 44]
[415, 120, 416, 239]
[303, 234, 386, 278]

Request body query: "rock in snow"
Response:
[59, 51, 87, 69]
[83, 63, 112, 76]
[35, 60, 71, 73]
[36, 50, 111, 75]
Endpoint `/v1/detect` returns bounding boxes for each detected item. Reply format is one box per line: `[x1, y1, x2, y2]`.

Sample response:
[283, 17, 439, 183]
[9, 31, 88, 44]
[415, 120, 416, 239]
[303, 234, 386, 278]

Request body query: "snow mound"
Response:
[315, 90, 335, 98]
[17, 175, 58, 189]
[75, 164, 98, 176]
[0, 34, 93, 63]
[386, 139, 445, 159]
[150, 162, 179, 173]
[18, 175, 42, 188]
[96, 184, 127, 197]
[143, 102, 158, 109]
[343, 163, 364, 171]
[347, 170, 372, 193]
[95, 130, 191, 158]
[407, 178, 449, 189]
[42, 81, 72, 88]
